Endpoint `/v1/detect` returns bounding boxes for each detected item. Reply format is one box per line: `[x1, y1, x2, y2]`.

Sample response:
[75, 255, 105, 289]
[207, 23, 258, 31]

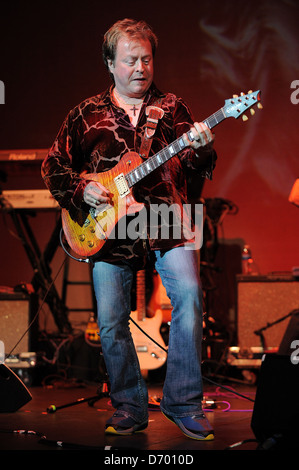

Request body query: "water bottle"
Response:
[242, 244, 253, 275]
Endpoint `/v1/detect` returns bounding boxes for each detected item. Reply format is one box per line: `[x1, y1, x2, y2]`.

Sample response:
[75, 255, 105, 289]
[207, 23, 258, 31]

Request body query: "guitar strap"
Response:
[137, 102, 164, 247]
[139, 103, 164, 159]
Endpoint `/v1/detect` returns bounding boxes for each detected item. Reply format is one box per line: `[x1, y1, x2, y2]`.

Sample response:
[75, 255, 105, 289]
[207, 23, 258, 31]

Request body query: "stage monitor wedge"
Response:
[0, 364, 32, 412]
[251, 354, 299, 449]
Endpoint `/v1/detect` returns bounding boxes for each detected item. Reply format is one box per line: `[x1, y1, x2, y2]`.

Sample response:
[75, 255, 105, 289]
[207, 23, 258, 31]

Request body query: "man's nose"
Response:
[135, 60, 145, 73]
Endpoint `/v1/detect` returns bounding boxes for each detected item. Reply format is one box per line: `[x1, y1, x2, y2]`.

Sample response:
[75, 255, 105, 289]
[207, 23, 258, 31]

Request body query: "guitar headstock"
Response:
[223, 90, 262, 121]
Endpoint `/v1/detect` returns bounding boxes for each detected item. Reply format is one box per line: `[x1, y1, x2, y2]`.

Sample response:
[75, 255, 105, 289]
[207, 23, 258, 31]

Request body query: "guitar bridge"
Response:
[114, 173, 130, 198]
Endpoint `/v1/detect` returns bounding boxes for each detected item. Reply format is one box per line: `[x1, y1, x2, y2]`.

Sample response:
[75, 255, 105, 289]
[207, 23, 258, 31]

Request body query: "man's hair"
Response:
[102, 18, 158, 71]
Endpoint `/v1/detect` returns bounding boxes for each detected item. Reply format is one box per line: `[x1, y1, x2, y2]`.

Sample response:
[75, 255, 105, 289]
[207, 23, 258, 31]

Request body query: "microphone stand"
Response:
[254, 310, 297, 350]
[46, 374, 110, 414]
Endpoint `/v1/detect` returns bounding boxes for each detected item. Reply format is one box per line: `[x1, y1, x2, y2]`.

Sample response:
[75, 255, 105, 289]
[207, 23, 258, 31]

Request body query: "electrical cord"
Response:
[6, 225, 254, 406]
[129, 315, 168, 353]
[6, 257, 68, 358]
[2, 219, 257, 450]
[129, 318, 254, 403]
[59, 228, 90, 264]
[59, 228, 255, 403]
[0, 429, 137, 450]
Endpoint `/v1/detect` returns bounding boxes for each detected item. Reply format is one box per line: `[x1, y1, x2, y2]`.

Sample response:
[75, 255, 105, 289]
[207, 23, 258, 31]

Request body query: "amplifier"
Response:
[236, 275, 299, 350]
[0, 291, 38, 356]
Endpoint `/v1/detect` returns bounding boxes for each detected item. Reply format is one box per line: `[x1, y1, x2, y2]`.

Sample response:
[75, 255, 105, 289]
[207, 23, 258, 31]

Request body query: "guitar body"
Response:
[130, 269, 167, 370]
[61, 152, 144, 257]
[147, 271, 173, 323]
[130, 308, 167, 370]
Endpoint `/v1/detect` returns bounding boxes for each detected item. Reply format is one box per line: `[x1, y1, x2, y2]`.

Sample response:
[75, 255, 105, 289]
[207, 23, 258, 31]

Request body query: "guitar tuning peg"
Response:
[242, 115, 248, 121]
[233, 94, 238, 98]
[250, 108, 255, 115]
[248, 90, 253, 94]
[240, 92, 245, 96]
[257, 103, 263, 109]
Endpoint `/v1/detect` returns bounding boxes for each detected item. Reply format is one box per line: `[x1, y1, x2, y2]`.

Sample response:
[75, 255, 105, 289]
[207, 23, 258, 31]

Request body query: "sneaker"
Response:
[162, 411, 214, 441]
[105, 410, 148, 435]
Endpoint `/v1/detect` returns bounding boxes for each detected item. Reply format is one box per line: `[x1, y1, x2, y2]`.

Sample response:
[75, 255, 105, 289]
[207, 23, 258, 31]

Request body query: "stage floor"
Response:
[0, 377, 259, 455]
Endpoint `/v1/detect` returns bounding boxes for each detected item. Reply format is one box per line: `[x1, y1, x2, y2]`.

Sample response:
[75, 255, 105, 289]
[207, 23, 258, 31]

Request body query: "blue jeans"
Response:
[92, 246, 204, 422]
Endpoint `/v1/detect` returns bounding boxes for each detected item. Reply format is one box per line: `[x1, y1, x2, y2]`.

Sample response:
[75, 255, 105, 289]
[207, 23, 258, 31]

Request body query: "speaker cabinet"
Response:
[0, 291, 38, 356]
[0, 364, 32, 412]
[236, 275, 299, 349]
[251, 354, 299, 449]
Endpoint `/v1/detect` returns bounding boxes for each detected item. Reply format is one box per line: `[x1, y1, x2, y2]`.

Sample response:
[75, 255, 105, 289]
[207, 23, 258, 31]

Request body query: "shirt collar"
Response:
[96, 83, 165, 108]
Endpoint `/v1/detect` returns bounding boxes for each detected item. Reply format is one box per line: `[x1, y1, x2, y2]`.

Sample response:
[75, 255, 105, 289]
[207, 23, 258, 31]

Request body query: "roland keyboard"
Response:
[0, 149, 49, 162]
[1, 189, 59, 209]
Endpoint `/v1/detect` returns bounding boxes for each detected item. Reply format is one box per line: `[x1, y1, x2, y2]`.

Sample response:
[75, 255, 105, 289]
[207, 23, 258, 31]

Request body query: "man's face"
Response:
[108, 35, 154, 98]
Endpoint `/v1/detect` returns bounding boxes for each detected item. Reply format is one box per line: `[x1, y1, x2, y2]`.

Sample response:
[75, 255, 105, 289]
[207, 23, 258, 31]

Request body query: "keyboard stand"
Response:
[5, 207, 72, 334]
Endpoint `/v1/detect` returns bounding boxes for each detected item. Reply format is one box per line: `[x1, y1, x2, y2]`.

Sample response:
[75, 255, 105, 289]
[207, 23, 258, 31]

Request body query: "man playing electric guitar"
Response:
[42, 18, 216, 440]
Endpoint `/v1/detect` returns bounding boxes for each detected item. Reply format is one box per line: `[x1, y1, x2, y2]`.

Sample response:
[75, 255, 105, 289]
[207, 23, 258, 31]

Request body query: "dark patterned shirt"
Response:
[41, 84, 216, 264]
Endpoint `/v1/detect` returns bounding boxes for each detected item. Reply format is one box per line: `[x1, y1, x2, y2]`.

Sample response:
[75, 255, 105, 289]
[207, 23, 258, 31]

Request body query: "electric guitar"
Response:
[147, 270, 173, 324]
[130, 270, 167, 370]
[61, 90, 262, 257]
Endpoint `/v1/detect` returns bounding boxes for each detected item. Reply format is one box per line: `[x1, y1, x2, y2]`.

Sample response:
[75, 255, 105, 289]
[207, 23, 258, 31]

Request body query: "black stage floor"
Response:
[0, 376, 259, 456]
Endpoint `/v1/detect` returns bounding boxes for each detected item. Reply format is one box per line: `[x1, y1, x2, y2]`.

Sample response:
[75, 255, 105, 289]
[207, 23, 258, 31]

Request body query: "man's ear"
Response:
[107, 59, 114, 74]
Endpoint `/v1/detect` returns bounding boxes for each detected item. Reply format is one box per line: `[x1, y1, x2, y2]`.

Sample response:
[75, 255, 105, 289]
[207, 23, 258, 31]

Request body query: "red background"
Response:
[0, 0, 298, 331]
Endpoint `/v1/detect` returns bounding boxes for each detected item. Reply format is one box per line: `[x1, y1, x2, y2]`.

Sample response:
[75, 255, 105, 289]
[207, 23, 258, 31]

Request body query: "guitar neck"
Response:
[125, 107, 225, 188]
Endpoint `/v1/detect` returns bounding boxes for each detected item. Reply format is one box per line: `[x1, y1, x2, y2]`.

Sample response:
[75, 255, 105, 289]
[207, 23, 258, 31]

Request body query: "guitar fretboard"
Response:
[125, 108, 226, 188]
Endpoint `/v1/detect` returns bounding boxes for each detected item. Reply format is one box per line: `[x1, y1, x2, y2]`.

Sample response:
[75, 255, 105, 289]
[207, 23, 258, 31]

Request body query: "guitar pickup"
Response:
[114, 173, 130, 198]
